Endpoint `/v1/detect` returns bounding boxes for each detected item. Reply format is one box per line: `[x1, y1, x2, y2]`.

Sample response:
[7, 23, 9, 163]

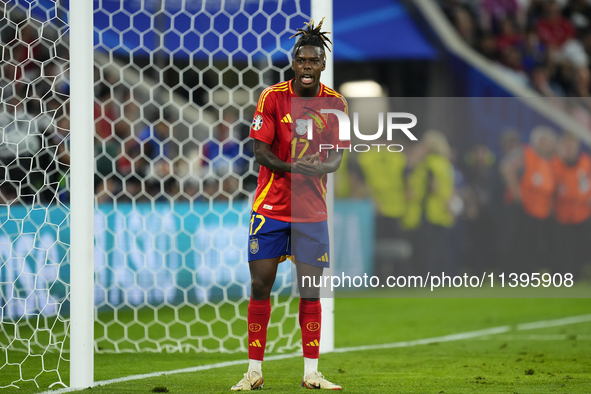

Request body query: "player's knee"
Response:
[250, 277, 272, 295]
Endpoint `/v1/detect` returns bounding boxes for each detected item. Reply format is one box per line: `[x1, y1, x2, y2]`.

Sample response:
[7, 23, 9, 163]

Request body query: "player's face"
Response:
[292, 45, 325, 94]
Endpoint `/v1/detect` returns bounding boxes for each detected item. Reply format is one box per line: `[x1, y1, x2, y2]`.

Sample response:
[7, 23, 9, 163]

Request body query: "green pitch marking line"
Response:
[38, 313, 591, 394]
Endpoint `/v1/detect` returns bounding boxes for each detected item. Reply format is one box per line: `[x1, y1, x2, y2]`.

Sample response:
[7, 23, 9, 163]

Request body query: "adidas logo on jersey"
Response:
[249, 339, 263, 347]
[305, 339, 319, 347]
[317, 253, 328, 262]
[280, 114, 293, 123]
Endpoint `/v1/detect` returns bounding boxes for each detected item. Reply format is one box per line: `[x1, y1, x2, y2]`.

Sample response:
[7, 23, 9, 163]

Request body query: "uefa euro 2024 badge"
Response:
[252, 114, 263, 131]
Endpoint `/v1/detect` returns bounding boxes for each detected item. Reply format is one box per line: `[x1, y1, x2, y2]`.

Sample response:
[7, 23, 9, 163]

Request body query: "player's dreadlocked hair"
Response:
[290, 17, 333, 58]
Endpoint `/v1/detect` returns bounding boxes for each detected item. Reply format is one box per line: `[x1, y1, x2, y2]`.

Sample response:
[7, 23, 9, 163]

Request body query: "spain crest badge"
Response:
[249, 238, 259, 254]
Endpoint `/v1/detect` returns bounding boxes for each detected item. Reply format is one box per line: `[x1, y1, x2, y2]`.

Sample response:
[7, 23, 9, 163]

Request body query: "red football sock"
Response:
[299, 299, 322, 359]
[247, 298, 271, 361]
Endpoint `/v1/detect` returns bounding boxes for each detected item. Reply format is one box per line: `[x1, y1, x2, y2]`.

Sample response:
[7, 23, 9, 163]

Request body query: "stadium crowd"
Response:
[442, 0, 591, 121]
[93, 78, 254, 205]
[0, 7, 255, 207]
[339, 126, 590, 281]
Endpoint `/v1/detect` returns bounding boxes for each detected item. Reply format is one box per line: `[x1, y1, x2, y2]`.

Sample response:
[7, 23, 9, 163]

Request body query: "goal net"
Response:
[1, 0, 309, 389]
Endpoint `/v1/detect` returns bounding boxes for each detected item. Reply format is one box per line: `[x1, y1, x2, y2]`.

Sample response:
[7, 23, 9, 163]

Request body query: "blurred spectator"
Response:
[493, 130, 523, 267]
[95, 132, 120, 180]
[551, 133, 591, 279]
[480, 0, 524, 32]
[334, 150, 353, 198]
[200, 178, 221, 202]
[95, 176, 116, 205]
[496, 18, 523, 52]
[163, 178, 181, 202]
[568, 64, 591, 97]
[400, 141, 429, 273]
[131, 117, 177, 202]
[356, 136, 409, 278]
[0, 98, 45, 204]
[561, 38, 589, 66]
[454, 7, 478, 47]
[43, 115, 70, 203]
[175, 145, 207, 182]
[137, 119, 171, 162]
[203, 113, 250, 176]
[445, 0, 591, 114]
[12, 23, 45, 83]
[420, 130, 456, 274]
[581, 28, 591, 57]
[566, 66, 591, 116]
[179, 180, 200, 203]
[335, 150, 369, 199]
[462, 145, 498, 271]
[526, 0, 548, 25]
[222, 175, 249, 201]
[115, 118, 141, 177]
[536, 1, 575, 50]
[0, 182, 18, 205]
[530, 64, 565, 97]
[498, 47, 529, 85]
[478, 32, 500, 60]
[0, 7, 258, 208]
[521, 29, 548, 72]
[119, 175, 148, 203]
[501, 125, 557, 272]
[448, 148, 468, 272]
[357, 139, 408, 221]
[562, 0, 591, 36]
[94, 87, 121, 182]
[94, 83, 117, 141]
[401, 141, 428, 231]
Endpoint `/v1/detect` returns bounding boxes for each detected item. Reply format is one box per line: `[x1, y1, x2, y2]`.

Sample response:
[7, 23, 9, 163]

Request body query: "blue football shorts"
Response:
[247, 210, 330, 268]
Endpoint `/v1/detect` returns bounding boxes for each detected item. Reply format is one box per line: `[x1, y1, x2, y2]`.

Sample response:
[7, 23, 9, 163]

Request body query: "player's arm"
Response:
[292, 149, 343, 176]
[251, 89, 300, 173]
[253, 139, 292, 173]
[253, 139, 334, 175]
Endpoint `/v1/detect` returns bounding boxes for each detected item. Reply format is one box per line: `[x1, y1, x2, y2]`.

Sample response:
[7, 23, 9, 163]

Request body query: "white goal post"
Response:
[69, 0, 94, 389]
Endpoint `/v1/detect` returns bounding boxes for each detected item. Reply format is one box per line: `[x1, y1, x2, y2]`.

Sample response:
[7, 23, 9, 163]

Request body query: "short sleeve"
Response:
[249, 88, 276, 144]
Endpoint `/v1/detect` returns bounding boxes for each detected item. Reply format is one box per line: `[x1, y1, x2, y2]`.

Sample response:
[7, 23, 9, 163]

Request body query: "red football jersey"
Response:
[249, 79, 350, 222]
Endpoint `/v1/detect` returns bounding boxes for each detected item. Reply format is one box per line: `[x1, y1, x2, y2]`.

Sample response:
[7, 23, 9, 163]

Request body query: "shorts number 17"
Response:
[249, 214, 266, 235]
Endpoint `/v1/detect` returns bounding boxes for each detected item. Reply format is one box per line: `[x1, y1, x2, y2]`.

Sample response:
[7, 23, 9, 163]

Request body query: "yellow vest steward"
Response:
[357, 150, 407, 218]
[335, 149, 352, 198]
[400, 163, 428, 230]
[424, 154, 455, 227]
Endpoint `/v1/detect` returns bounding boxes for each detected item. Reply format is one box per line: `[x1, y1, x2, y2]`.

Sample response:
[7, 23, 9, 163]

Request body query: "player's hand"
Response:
[292, 152, 323, 176]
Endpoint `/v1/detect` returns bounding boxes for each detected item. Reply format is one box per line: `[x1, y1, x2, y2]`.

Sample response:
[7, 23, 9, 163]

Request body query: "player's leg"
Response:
[293, 221, 342, 390]
[247, 257, 280, 370]
[232, 257, 280, 391]
[295, 259, 322, 373]
[250, 257, 281, 300]
[232, 212, 289, 391]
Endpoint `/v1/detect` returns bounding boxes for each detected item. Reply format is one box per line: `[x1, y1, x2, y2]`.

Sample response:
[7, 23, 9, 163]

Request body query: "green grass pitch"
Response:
[2, 297, 590, 393]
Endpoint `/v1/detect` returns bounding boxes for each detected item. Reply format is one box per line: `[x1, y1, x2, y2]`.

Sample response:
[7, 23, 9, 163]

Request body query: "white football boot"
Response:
[230, 370, 264, 391]
[301, 371, 342, 390]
